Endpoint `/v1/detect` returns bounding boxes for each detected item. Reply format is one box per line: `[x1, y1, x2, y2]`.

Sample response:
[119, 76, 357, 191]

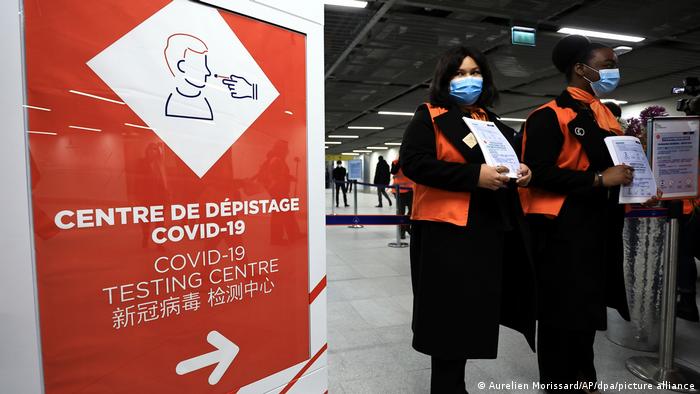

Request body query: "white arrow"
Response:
[176, 330, 239, 385]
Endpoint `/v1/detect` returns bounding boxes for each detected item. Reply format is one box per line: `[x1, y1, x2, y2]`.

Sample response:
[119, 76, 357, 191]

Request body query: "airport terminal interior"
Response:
[2, 0, 700, 393]
[322, 0, 700, 393]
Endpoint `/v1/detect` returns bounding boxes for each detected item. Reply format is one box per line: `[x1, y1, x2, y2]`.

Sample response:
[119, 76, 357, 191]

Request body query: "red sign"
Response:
[25, 1, 309, 392]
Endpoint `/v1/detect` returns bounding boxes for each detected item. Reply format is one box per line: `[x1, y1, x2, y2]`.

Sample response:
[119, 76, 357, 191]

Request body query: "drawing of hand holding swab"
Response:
[215, 74, 258, 100]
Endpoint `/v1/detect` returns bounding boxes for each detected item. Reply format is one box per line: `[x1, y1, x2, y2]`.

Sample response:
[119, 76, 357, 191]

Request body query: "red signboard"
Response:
[25, 1, 309, 392]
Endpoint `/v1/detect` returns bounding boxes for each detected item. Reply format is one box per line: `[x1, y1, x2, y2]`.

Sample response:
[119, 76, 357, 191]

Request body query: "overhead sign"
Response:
[24, 0, 315, 392]
[325, 154, 357, 161]
[347, 159, 363, 180]
[511, 26, 536, 46]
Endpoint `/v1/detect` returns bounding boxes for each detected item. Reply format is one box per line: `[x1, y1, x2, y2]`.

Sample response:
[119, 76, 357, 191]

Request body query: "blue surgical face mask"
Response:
[449, 77, 483, 105]
[582, 64, 620, 97]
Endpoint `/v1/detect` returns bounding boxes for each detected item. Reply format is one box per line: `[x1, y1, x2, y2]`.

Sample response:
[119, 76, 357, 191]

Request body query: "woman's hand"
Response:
[516, 163, 532, 187]
[602, 164, 634, 187]
[641, 188, 663, 207]
[478, 164, 510, 190]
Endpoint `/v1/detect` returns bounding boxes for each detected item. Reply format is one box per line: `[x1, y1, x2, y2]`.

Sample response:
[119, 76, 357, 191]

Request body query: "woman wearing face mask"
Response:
[521, 35, 647, 393]
[399, 46, 537, 393]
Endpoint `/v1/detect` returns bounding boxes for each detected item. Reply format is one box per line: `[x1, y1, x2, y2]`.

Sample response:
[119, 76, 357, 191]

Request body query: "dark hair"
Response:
[429, 46, 499, 109]
[604, 102, 622, 117]
[336, 160, 342, 165]
[552, 35, 609, 82]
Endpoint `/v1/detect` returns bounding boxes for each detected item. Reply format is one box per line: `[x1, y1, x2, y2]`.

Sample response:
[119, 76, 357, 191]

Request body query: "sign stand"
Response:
[626, 116, 700, 393]
[348, 181, 363, 228]
[387, 184, 408, 248]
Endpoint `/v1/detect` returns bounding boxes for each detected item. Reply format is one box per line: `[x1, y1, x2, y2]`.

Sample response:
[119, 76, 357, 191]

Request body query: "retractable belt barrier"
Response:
[328, 180, 411, 248]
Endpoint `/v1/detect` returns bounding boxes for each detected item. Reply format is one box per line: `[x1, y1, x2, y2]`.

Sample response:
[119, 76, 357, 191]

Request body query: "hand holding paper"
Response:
[463, 117, 521, 178]
[516, 163, 532, 187]
[604, 136, 657, 204]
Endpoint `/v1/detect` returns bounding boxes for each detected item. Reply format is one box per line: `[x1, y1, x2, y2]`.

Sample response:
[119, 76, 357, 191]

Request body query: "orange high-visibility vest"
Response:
[411, 104, 473, 226]
[391, 160, 415, 194]
[519, 100, 593, 217]
[683, 173, 700, 214]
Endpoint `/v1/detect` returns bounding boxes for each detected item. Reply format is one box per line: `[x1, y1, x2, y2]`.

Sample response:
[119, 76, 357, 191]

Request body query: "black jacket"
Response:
[373, 160, 390, 185]
[399, 103, 537, 358]
[332, 166, 347, 182]
[523, 89, 630, 329]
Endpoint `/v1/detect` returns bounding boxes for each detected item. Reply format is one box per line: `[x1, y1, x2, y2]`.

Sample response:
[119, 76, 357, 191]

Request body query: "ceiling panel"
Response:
[324, 0, 700, 152]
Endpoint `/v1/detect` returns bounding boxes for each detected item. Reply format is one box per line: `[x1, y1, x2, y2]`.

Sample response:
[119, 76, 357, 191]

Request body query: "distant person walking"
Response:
[332, 160, 349, 207]
[374, 156, 392, 207]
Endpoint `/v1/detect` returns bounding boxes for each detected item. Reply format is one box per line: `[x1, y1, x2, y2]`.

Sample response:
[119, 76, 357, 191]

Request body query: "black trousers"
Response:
[335, 182, 347, 206]
[537, 322, 597, 393]
[396, 191, 413, 236]
[431, 357, 468, 394]
[377, 185, 391, 206]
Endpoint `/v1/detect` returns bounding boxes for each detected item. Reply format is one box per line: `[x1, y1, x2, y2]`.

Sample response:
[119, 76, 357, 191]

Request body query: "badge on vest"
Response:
[574, 127, 585, 136]
[463, 132, 477, 148]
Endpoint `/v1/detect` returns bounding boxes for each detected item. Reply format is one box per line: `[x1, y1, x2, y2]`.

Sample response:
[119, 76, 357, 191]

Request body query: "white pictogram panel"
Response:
[88, 0, 279, 177]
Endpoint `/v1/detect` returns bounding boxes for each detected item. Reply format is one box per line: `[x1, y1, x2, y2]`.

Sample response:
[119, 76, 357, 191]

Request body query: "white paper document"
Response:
[604, 136, 657, 204]
[463, 117, 520, 178]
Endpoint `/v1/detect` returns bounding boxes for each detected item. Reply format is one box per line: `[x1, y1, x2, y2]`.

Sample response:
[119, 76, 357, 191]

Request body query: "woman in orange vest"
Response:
[521, 35, 647, 393]
[400, 46, 537, 393]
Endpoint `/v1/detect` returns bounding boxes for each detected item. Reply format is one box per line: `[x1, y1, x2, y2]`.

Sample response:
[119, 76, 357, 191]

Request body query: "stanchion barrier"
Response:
[325, 215, 410, 226]
[331, 179, 336, 216]
[348, 180, 363, 228]
[626, 201, 700, 393]
[326, 180, 413, 250]
[388, 183, 408, 248]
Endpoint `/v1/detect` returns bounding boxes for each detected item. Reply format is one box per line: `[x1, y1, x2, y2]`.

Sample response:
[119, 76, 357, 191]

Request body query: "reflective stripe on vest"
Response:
[411, 104, 472, 226]
[519, 100, 591, 217]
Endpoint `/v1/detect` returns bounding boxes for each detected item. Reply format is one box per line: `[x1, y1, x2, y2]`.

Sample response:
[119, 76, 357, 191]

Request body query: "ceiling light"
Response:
[557, 27, 644, 43]
[68, 89, 126, 105]
[324, 0, 367, 8]
[325, 146, 329, 149]
[600, 99, 628, 105]
[347, 126, 384, 130]
[69, 125, 102, 132]
[341, 152, 360, 156]
[27, 131, 57, 136]
[284, 110, 293, 115]
[328, 135, 359, 139]
[353, 150, 371, 153]
[378, 111, 414, 116]
[385, 142, 402, 146]
[367, 146, 389, 150]
[498, 117, 527, 122]
[124, 123, 152, 130]
[23, 105, 51, 112]
[325, 141, 342, 144]
[613, 46, 633, 55]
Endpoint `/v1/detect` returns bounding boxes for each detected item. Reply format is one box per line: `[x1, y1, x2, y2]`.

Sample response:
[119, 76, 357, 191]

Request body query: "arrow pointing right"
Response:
[176, 330, 239, 385]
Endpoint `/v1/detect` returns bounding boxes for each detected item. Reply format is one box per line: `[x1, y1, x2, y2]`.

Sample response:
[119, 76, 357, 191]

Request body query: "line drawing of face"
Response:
[178, 51, 211, 90]
[164, 33, 214, 120]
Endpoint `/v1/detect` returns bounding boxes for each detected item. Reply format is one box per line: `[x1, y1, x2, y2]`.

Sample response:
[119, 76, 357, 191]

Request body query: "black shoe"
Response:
[336, 205, 339, 208]
[375, 205, 383, 208]
[344, 204, 350, 207]
[677, 293, 700, 322]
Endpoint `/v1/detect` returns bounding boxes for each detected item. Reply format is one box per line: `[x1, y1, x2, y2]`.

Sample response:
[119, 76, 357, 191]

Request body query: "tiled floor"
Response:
[325, 189, 700, 393]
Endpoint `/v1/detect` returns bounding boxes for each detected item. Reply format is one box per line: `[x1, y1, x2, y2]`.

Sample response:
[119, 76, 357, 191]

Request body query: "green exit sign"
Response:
[512, 26, 536, 46]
